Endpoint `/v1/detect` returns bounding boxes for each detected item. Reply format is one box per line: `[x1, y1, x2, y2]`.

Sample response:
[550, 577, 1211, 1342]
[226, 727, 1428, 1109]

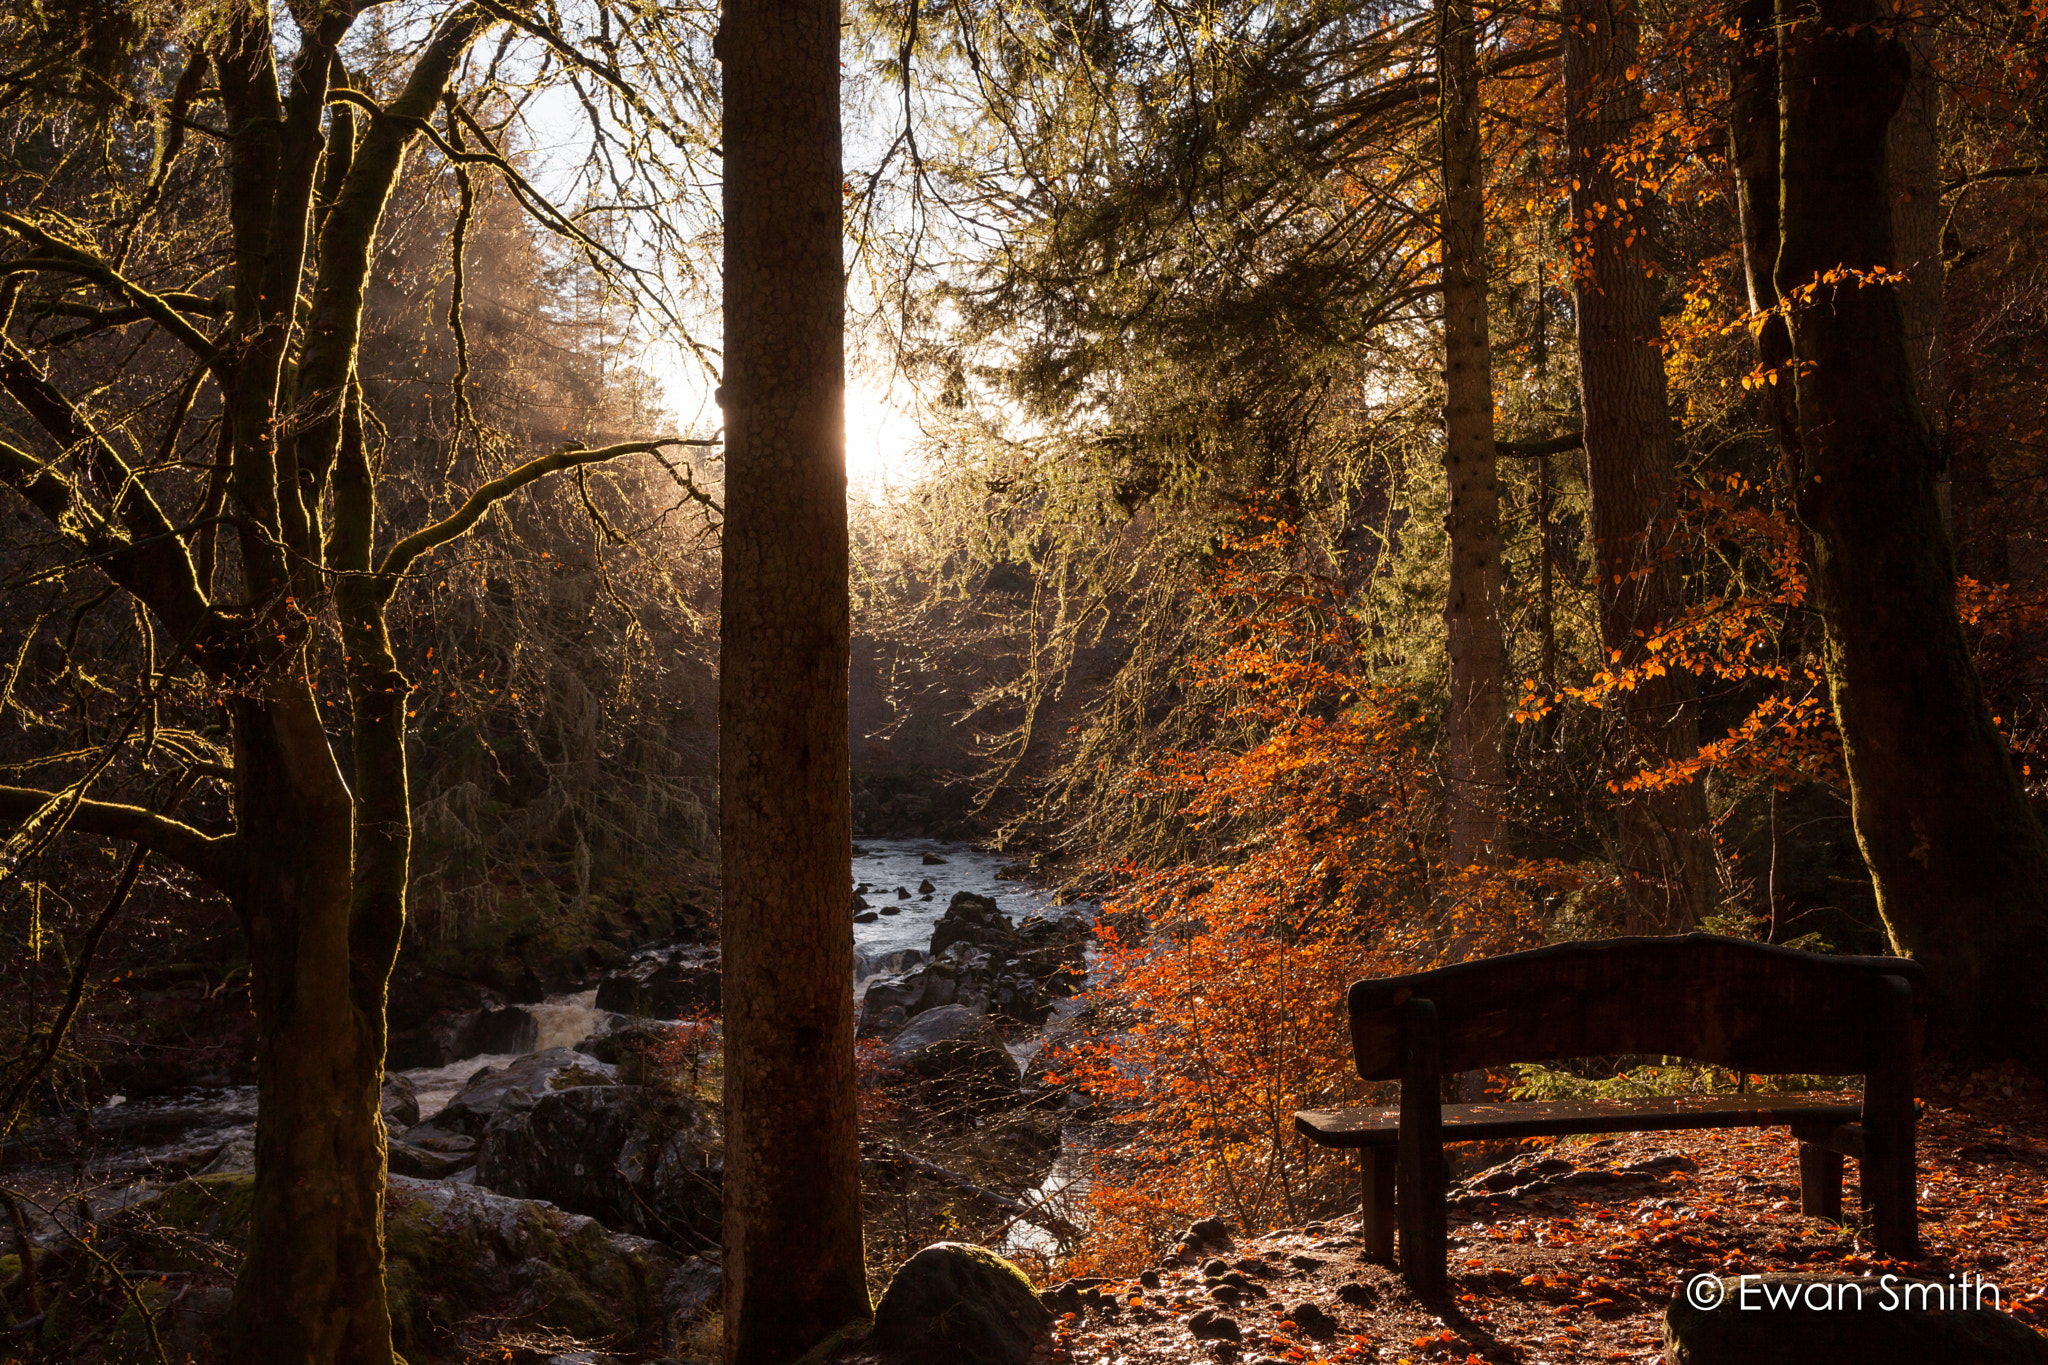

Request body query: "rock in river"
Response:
[592, 953, 722, 1019]
[406, 1048, 618, 1144]
[477, 1084, 722, 1249]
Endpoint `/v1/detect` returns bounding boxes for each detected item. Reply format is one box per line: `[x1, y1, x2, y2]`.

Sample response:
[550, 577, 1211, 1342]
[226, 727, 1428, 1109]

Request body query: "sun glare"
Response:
[845, 381, 927, 491]
[655, 352, 929, 495]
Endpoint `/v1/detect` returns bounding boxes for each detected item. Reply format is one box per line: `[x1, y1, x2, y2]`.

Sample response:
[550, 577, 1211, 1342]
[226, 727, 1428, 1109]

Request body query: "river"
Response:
[45, 839, 1089, 1199]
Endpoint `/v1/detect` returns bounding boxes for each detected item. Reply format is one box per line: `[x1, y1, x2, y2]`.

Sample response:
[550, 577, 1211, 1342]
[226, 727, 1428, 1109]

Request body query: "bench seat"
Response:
[1294, 1094, 1863, 1147]
[1294, 934, 1923, 1296]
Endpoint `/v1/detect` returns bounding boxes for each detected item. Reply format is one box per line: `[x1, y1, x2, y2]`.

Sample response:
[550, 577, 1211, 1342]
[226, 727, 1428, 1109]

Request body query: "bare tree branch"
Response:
[0, 786, 236, 889]
[376, 437, 721, 583]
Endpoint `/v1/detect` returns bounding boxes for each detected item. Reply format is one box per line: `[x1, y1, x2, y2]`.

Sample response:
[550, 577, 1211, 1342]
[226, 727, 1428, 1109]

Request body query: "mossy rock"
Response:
[104, 1283, 233, 1365]
[151, 1171, 258, 1244]
[383, 1175, 691, 1356]
[113, 1172, 257, 1273]
[872, 1242, 1050, 1365]
[510, 1257, 614, 1337]
[104, 1172, 704, 1360]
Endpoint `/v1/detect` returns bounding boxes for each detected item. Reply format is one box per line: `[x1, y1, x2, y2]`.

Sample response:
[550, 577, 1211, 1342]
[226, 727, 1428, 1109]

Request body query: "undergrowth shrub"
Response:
[1049, 523, 1572, 1275]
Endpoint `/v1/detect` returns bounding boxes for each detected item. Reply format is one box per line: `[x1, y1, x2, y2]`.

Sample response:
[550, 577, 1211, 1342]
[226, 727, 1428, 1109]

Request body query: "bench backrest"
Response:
[1347, 933, 1922, 1081]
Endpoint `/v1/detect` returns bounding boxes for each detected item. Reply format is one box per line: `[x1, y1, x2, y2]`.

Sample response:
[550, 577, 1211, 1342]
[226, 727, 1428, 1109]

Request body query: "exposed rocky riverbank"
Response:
[0, 841, 1095, 1362]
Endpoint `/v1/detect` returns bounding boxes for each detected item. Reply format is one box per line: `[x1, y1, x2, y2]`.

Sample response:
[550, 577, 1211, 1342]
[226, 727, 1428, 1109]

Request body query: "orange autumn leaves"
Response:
[1050, 525, 1560, 1275]
[1046, 501, 2046, 1276]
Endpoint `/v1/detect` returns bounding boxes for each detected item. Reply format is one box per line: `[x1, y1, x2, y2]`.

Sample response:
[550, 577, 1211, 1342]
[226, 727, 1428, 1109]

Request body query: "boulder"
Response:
[477, 1084, 721, 1249]
[886, 1004, 1006, 1060]
[1665, 1274, 2048, 1365]
[461, 1006, 541, 1057]
[921, 852, 948, 865]
[419, 1049, 619, 1142]
[387, 1138, 473, 1180]
[931, 893, 1019, 958]
[862, 944, 999, 1021]
[387, 1010, 473, 1069]
[990, 966, 1050, 1026]
[381, 1073, 421, 1131]
[387, 1004, 542, 1069]
[883, 1007, 1019, 1113]
[858, 1003, 909, 1040]
[593, 954, 722, 1020]
[1012, 912, 1092, 995]
[906, 1040, 1020, 1112]
[94, 1172, 710, 1361]
[577, 1019, 695, 1083]
[200, 1136, 256, 1175]
[871, 1242, 1050, 1365]
[384, 1175, 710, 1353]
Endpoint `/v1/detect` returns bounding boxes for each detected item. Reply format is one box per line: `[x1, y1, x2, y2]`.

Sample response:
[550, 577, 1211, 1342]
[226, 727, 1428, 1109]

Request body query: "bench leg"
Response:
[1397, 997, 1448, 1298]
[1863, 975, 1920, 1260]
[1797, 1140, 1843, 1220]
[1861, 1123, 1918, 1258]
[1361, 1147, 1395, 1262]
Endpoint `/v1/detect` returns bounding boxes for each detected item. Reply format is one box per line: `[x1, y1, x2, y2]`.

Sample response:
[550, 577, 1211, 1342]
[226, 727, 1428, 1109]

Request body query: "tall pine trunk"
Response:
[1563, 0, 1710, 932]
[718, 0, 871, 1352]
[1776, 0, 2048, 1065]
[1439, 0, 1506, 867]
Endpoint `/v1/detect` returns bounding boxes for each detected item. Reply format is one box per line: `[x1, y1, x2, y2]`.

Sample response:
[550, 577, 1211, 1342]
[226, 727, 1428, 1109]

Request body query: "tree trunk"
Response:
[718, 0, 871, 1352]
[1730, 0, 1801, 477]
[1776, 0, 2048, 1065]
[1889, 23, 1943, 447]
[226, 680, 396, 1364]
[1563, 0, 1709, 933]
[1439, 0, 1506, 866]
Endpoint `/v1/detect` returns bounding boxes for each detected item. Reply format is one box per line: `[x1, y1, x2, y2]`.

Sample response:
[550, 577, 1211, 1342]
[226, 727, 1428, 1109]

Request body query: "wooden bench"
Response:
[1293, 933, 1922, 1296]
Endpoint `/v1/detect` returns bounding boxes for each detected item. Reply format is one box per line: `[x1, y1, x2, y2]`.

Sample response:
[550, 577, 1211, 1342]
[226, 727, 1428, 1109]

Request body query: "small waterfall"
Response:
[526, 989, 604, 1050]
[400, 990, 607, 1123]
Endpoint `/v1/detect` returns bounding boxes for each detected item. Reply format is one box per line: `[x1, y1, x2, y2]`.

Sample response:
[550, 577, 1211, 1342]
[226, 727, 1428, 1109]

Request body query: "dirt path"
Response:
[1027, 1064, 2048, 1364]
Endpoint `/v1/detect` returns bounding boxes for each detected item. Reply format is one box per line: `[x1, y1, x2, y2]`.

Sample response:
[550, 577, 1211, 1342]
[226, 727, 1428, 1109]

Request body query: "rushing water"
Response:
[847, 837, 1070, 964]
[398, 989, 609, 1119]
[72, 840, 1089, 1173]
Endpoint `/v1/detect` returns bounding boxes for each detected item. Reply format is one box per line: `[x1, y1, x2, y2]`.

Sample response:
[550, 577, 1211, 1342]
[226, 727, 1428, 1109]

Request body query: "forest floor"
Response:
[1028, 1061, 2048, 1365]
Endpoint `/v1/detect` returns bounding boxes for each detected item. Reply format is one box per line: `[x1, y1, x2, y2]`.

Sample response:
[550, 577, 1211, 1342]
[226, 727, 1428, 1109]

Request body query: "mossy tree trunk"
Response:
[1563, 0, 1710, 933]
[1775, 0, 2048, 1064]
[717, 0, 872, 1355]
[0, 2, 699, 1358]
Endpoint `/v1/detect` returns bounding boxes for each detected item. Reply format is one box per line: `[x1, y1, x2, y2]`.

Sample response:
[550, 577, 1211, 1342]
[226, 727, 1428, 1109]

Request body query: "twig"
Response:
[862, 1142, 1083, 1241]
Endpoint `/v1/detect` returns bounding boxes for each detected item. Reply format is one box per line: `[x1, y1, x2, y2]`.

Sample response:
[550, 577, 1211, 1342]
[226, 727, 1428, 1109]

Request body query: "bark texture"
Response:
[1730, 0, 1801, 474]
[1888, 22, 1943, 442]
[227, 685, 397, 1364]
[718, 0, 872, 1353]
[1439, 0, 1506, 866]
[1776, 0, 2048, 1065]
[1563, 0, 1709, 933]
